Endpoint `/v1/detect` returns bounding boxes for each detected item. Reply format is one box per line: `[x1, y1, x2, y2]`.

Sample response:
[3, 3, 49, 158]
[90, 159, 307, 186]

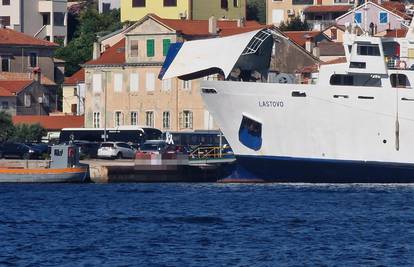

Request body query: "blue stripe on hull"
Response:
[219, 155, 414, 183]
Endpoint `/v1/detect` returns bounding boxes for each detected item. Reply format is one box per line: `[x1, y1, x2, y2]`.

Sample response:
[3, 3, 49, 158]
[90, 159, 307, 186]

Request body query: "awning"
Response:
[159, 29, 265, 80]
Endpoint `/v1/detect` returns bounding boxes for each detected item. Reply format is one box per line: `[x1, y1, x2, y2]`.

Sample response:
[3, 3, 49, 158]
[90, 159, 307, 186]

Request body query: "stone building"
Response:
[83, 14, 263, 131]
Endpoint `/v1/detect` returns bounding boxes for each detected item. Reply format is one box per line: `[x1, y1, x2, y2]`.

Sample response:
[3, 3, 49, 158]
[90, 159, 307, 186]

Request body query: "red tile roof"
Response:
[0, 80, 33, 96]
[383, 28, 408, 38]
[152, 14, 263, 37]
[0, 27, 58, 47]
[85, 38, 126, 66]
[304, 5, 353, 13]
[284, 31, 322, 47]
[381, 1, 411, 20]
[12, 115, 85, 131]
[64, 68, 85, 85]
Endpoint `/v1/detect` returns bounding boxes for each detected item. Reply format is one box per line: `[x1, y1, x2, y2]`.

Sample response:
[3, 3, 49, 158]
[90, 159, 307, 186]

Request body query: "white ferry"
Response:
[161, 25, 414, 182]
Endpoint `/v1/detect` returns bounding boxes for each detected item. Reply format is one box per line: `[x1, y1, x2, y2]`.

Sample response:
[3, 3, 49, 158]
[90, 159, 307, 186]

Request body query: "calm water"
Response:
[1, 183, 414, 266]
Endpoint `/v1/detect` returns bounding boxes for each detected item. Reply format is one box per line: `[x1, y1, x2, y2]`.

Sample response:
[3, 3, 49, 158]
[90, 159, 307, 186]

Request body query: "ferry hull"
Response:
[219, 156, 414, 183]
[0, 167, 88, 183]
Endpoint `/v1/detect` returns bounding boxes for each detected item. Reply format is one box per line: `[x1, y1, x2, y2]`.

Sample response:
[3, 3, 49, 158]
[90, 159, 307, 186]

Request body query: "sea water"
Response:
[0, 183, 413, 266]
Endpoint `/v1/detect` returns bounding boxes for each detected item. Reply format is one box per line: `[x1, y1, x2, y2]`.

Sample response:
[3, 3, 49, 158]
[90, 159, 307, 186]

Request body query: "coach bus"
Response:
[59, 126, 162, 144]
[162, 130, 230, 152]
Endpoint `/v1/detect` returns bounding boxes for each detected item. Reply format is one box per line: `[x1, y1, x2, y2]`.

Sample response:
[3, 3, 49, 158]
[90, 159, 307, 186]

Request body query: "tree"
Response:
[247, 0, 266, 24]
[12, 124, 47, 143]
[279, 16, 310, 31]
[0, 111, 14, 142]
[55, 7, 122, 76]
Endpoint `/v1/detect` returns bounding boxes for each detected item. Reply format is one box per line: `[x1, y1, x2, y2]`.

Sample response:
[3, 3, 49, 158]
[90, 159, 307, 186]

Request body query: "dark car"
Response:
[0, 142, 43, 159]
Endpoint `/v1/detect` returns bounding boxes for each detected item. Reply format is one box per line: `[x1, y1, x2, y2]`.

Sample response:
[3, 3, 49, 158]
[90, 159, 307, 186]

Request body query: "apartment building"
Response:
[0, 0, 67, 45]
[267, 0, 356, 28]
[121, 0, 246, 22]
[83, 14, 262, 131]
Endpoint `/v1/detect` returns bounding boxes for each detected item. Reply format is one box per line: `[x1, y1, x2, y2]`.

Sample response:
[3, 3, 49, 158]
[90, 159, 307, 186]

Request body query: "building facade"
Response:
[0, 27, 60, 83]
[0, 0, 67, 45]
[62, 68, 85, 115]
[121, 0, 246, 22]
[266, 0, 355, 27]
[84, 14, 262, 131]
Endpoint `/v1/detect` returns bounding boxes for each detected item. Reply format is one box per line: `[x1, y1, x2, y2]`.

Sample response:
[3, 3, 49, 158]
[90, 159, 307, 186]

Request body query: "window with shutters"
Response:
[29, 52, 37, 67]
[93, 74, 102, 93]
[233, 0, 239, 7]
[163, 39, 171, 56]
[0, 16, 10, 26]
[114, 111, 123, 126]
[2, 0, 10, 5]
[1, 57, 10, 72]
[146, 111, 154, 127]
[93, 112, 100, 128]
[24, 93, 31, 107]
[163, 111, 170, 129]
[147, 39, 155, 57]
[132, 0, 145, 7]
[130, 73, 139, 92]
[182, 80, 191, 90]
[130, 40, 138, 57]
[146, 72, 155, 91]
[2, 101, 8, 110]
[114, 73, 123, 92]
[162, 79, 171, 91]
[131, 111, 138, 125]
[180, 110, 193, 129]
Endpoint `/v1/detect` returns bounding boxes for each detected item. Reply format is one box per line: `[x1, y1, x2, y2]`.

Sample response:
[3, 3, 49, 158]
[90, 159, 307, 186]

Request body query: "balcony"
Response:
[307, 20, 336, 31]
[38, 0, 67, 13]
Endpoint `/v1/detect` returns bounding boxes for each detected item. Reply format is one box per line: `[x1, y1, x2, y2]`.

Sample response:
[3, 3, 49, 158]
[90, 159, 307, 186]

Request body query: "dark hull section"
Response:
[219, 155, 414, 183]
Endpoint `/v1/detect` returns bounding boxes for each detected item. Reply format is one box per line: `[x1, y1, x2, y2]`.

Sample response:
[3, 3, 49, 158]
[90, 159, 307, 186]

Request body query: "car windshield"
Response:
[141, 143, 164, 151]
[101, 143, 114, 148]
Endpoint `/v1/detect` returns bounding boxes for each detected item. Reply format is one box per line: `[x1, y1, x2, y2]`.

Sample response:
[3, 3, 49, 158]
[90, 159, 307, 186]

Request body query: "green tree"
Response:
[0, 111, 14, 142]
[13, 124, 47, 143]
[279, 16, 310, 31]
[247, 0, 266, 24]
[55, 7, 122, 76]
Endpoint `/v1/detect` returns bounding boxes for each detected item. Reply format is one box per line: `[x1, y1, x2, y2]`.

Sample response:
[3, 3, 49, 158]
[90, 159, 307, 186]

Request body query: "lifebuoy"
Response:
[397, 60, 407, 69]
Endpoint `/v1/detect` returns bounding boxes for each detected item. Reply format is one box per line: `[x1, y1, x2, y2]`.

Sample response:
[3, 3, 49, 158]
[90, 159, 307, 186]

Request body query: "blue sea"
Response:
[1, 183, 414, 266]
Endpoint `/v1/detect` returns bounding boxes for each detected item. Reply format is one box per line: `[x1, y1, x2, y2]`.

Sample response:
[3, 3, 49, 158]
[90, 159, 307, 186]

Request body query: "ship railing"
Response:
[189, 146, 228, 159]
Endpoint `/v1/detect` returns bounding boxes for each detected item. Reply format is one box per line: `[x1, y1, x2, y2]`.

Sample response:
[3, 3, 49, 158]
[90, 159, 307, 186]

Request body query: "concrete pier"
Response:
[82, 158, 235, 183]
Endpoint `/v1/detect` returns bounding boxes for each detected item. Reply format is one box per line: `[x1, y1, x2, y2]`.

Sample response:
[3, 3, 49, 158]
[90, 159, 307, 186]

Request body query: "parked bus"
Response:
[59, 126, 162, 144]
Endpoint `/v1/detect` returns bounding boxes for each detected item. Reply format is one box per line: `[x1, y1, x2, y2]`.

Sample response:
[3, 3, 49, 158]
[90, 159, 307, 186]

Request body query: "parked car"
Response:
[0, 142, 43, 159]
[138, 140, 180, 155]
[97, 142, 136, 159]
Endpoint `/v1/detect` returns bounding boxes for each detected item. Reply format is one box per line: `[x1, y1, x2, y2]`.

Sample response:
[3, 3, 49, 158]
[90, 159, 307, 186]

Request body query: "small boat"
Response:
[0, 145, 88, 183]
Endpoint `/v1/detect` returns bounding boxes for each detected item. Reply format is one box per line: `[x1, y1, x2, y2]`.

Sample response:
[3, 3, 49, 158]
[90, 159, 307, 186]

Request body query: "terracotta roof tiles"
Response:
[304, 5, 353, 13]
[12, 115, 85, 131]
[85, 38, 126, 66]
[284, 31, 322, 47]
[0, 80, 33, 95]
[0, 27, 58, 47]
[64, 68, 85, 85]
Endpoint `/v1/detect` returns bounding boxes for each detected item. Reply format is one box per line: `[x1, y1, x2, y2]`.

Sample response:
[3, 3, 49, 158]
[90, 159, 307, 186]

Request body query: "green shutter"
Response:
[147, 39, 154, 57]
[163, 39, 171, 56]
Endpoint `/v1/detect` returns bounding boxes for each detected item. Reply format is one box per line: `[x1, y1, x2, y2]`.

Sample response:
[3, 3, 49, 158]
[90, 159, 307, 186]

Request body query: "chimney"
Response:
[304, 35, 314, 53]
[93, 42, 101, 60]
[209, 16, 217, 35]
[33, 67, 42, 84]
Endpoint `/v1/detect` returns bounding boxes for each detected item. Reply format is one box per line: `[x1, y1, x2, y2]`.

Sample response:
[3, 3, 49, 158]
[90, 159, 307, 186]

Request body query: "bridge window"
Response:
[357, 44, 380, 56]
[391, 74, 411, 89]
[330, 75, 354, 86]
[238, 116, 262, 151]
